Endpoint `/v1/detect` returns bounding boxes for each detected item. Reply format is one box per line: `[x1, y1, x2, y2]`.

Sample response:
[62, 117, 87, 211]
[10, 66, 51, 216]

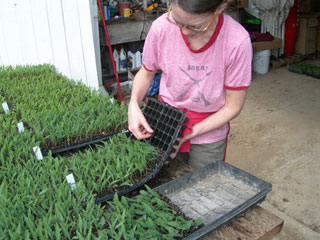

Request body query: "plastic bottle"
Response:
[127, 51, 136, 69]
[135, 50, 142, 68]
[120, 47, 127, 71]
[113, 49, 120, 72]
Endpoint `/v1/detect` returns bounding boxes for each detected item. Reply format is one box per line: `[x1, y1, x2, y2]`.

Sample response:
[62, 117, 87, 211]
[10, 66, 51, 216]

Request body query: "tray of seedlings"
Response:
[0, 65, 128, 157]
[92, 97, 189, 202]
[68, 133, 170, 203]
[303, 64, 320, 79]
[154, 160, 272, 239]
[0, 156, 202, 239]
[104, 186, 203, 239]
[0, 107, 202, 239]
[287, 63, 305, 75]
[287, 63, 320, 79]
[0, 65, 217, 239]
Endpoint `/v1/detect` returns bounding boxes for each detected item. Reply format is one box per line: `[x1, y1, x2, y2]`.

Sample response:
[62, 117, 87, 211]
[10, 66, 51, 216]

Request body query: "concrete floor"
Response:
[226, 59, 320, 239]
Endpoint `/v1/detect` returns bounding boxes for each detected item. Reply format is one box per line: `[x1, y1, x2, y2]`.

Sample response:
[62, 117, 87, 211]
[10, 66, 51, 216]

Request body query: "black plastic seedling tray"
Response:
[305, 71, 320, 79]
[96, 99, 188, 203]
[287, 65, 304, 75]
[143, 98, 187, 155]
[95, 152, 168, 203]
[41, 130, 129, 157]
[154, 161, 272, 240]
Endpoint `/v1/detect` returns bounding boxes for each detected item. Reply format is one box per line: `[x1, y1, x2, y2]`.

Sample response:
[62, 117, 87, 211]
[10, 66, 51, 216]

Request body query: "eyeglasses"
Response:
[166, 5, 218, 32]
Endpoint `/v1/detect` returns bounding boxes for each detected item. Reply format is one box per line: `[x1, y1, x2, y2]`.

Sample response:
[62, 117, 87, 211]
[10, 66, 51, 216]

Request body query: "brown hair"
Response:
[171, 0, 224, 14]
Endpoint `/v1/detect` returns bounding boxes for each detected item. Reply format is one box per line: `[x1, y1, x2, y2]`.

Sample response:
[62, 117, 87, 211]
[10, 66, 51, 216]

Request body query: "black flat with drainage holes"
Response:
[142, 98, 188, 155]
[154, 160, 272, 240]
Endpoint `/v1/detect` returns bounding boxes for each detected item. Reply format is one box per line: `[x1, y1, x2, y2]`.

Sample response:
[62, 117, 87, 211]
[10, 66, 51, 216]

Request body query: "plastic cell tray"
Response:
[287, 65, 304, 75]
[41, 130, 129, 157]
[95, 152, 168, 204]
[143, 98, 187, 155]
[96, 99, 188, 203]
[154, 160, 272, 240]
[305, 71, 320, 79]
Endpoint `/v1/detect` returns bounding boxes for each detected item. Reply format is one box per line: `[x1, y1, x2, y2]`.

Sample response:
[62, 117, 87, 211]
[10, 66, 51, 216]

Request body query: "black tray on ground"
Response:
[287, 65, 304, 75]
[142, 98, 187, 155]
[41, 130, 129, 157]
[305, 71, 320, 79]
[154, 160, 272, 240]
[95, 152, 168, 203]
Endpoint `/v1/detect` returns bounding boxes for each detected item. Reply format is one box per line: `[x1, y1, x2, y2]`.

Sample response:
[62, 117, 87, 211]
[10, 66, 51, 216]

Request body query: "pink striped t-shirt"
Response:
[143, 13, 252, 144]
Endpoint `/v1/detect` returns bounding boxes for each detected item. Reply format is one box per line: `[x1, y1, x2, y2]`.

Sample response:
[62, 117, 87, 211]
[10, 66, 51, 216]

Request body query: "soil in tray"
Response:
[147, 158, 194, 189]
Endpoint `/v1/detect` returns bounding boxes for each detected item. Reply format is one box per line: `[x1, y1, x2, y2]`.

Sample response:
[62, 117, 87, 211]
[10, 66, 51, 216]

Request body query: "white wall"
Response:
[0, 0, 101, 90]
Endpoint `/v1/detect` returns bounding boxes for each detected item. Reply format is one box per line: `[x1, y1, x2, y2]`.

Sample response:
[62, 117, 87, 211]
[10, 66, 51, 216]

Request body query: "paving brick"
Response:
[199, 197, 220, 211]
[190, 201, 210, 216]
[188, 190, 202, 198]
[215, 188, 236, 201]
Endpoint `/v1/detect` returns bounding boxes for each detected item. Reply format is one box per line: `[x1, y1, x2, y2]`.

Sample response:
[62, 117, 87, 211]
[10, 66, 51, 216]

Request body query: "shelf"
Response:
[99, 13, 161, 45]
[103, 68, 140, 78]
[252, 38, 282, 51]
[102, 13, 161, 25]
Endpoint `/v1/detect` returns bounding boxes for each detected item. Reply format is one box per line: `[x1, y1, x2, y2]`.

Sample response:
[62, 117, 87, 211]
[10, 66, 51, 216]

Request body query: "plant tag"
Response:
[110, 98, 115, 104]
[66, 173, 76, 190]
[33, 146, 43, 160]
[17, 122, 24, 133]
[121, 129, 129, 134]
[2, 102, 9, 114]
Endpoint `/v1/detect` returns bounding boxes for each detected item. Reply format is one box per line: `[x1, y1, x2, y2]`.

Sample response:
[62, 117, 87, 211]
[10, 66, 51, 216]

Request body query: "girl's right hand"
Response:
[128, 101, 153, 139]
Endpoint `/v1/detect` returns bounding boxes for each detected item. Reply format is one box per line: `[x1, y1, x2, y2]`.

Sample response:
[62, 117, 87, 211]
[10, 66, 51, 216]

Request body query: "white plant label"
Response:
[33, 146, 43, 161]
[110, 98, 115, 104]
[17, 122, 24, 133]
[66, 173, 76, 190]
[2, 102, 9, 114]
[121, 129, 129, 134]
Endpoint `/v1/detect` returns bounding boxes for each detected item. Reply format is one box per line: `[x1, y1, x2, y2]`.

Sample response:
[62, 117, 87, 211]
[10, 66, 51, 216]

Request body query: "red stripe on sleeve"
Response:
[143, 64, 155, 72]
[224, 85, 249, 90]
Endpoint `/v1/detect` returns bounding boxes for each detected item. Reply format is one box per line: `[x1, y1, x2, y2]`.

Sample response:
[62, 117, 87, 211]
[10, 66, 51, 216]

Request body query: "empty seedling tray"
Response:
[143, 98, 187, 155]
[154, 161, 272, 239]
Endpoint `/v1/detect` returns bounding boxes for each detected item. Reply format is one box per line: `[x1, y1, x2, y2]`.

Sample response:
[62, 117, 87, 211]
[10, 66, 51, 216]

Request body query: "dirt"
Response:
[226, 59, 320, 240]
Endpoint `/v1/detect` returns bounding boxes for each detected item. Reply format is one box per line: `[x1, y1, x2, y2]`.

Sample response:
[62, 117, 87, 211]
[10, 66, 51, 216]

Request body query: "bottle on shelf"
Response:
[113, 49, 120, 72]
[119, 47, 127, 71]
[127, 51, 136, 69]
[135, 50, 142, 68]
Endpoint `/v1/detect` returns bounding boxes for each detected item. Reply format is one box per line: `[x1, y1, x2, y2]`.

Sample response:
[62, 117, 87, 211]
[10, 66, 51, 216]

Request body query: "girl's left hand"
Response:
[169, 133, 193, 159]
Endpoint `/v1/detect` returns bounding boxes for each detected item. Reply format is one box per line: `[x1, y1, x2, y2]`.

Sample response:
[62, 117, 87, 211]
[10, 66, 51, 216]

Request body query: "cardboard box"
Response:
[294, 17, 318, 55]
[300, 0, 320, 13]
[237, 0, 248, 9]
[252, 38, 282, 51]
[299, 13, 320, 52]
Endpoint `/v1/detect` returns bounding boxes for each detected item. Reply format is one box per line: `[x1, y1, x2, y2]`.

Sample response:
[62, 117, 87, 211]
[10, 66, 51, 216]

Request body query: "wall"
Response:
[0, 0, 101, 90]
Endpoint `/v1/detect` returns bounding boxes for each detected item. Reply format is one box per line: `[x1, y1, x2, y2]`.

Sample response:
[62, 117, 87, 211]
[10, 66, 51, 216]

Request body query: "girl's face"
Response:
[168, 3, 218, 38]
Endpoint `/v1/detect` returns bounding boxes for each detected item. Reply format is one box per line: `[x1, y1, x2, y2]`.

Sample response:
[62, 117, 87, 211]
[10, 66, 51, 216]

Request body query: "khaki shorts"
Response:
[176, 138, 226, 169]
